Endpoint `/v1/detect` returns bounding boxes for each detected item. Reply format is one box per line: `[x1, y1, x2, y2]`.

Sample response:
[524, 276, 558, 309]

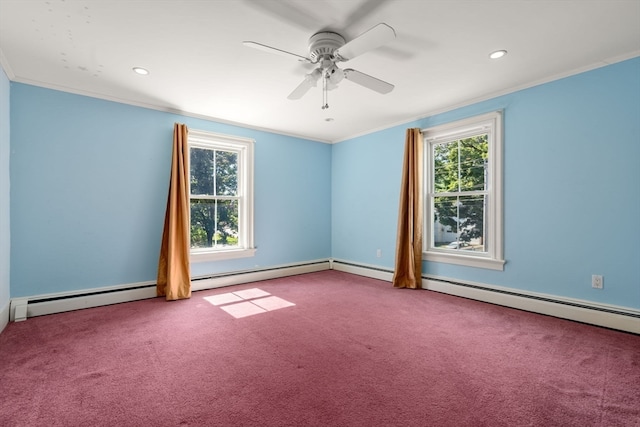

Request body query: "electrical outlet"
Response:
[592, 275, 604, 289]
[376, 249, 382, 258]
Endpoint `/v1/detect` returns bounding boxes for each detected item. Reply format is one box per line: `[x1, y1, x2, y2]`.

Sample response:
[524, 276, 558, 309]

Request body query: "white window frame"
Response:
[188, 129, 256, 262]
[423, 111, 505, 270]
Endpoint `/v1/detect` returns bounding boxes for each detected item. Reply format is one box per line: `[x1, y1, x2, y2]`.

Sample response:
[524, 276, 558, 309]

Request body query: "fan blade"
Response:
[342, 0, 390, 32]
[287, 69, 322, 100]
[336, 23, 396, 61]
[242, 0, 319, 32]
[243, 41, 310, 63]
[343, 69, 394, 94]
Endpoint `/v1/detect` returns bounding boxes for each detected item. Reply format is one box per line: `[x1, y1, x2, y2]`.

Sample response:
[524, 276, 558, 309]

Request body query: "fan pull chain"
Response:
[322, 72, 329, 110]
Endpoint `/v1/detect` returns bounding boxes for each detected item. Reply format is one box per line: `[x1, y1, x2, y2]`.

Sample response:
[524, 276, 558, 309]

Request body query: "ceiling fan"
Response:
[243, 23, 396, 109]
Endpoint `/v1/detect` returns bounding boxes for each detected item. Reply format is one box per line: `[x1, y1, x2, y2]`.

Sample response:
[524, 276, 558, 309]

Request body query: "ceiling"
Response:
[1, 0, 639, 143]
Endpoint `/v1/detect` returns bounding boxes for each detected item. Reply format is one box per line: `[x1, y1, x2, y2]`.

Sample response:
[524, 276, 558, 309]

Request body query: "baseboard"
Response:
[330, 259, 640, 334]
[11, 282, 157, 321]
[190, 259, 330, 291]
[331, 258, 394, 282]
[10, 259, 331, 321]
[424, 277, 640, 334]
[10, 258, 637, 334]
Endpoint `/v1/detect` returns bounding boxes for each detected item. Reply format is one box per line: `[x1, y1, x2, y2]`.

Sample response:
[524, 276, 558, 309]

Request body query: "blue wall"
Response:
[0, 66, 10, 314]
[10, 84, 331, 297]
[8, 58, 640, 310]
[332, 57, 640, 309]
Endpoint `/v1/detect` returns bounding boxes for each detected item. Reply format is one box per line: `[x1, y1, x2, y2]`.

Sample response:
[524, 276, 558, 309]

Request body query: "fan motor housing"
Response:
[308, 32, 345, 62]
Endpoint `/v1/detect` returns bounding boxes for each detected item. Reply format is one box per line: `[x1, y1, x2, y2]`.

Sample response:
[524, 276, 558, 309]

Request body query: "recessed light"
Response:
[132, 67, 149, 75]
[489, 50, 507, 60]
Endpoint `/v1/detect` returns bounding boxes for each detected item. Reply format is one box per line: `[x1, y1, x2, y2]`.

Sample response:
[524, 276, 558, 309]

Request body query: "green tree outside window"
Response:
[433, 135, 488, 250]
[190, 148, 239, 249]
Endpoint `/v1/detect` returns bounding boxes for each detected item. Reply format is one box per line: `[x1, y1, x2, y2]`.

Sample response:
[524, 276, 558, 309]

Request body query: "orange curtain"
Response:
[392, 128, 424, 289]
[157, 123, 191, 300]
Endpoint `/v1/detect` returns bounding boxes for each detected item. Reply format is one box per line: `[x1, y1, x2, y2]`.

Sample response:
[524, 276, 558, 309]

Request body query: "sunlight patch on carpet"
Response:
[204, 288, 295, 318]
[220, 301, 267, 318]
[251, 296, 295, 311]
[233, 288, 271, 299]
[203, 293, 244, 306]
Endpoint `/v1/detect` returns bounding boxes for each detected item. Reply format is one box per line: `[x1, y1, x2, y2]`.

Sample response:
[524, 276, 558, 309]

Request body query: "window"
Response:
[423, 111, 504, 270]
[188, 129, 255, 262]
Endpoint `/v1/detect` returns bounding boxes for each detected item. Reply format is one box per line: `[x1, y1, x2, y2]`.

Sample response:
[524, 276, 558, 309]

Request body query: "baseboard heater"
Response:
[430, 276, 639, 319]
[23, 283, 157, 305]
[189, 260, 329, 291]
[10, 259, 331, 322]
[331, 259, 640, 334]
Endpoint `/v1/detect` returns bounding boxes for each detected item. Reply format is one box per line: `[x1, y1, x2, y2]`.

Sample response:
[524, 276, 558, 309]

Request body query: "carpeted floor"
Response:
[1, 270, 638, 426]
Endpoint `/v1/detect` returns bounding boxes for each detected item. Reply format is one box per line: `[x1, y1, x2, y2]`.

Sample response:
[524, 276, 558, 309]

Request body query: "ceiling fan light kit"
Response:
[244, 23, 396, 109]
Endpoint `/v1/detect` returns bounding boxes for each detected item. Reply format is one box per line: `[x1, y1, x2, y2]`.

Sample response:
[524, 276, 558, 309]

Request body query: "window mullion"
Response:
[457, 140, 461, 193]
[212, 149, 217, 198]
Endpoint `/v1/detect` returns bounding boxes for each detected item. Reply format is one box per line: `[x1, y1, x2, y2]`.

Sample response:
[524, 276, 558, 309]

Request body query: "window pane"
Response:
[433, 141, 457, 192]
[191, 148, 214, 195]
[433, 195, 486, 252]
[458, 195, 486, 252]
[433, 136, 488, 193]
[433, 196, 458, 247]
[190, 199, 239, 249]
[459, 135, 488, 192]
[215, 199, 239, 247]
[215, 150, 238, 196]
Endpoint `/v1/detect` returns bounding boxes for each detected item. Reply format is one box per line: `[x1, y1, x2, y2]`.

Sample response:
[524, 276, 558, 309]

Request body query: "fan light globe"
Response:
[328, 65, 344, 85]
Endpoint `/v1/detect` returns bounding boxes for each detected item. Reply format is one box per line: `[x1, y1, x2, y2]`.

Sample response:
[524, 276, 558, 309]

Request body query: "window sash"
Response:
[429, 193, 488, 254]
[190, 198, 240, 251]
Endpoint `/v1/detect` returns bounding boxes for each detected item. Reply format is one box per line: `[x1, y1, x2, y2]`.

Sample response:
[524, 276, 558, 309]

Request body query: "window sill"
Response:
[423, 251, 505, 271]
[191, 248, 256, 263]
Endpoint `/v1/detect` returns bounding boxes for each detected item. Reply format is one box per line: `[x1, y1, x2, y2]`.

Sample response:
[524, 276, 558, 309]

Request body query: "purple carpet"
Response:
[1, 270, 638, 426]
